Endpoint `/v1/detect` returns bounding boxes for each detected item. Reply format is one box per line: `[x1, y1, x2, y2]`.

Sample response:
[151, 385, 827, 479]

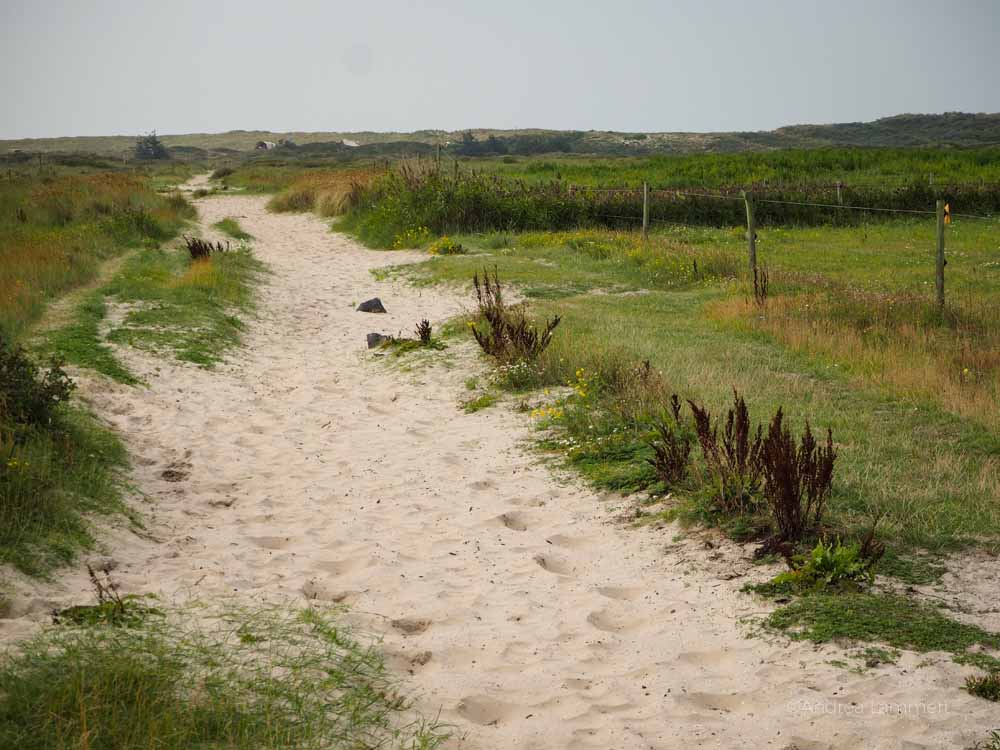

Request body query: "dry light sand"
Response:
[2, 183, 998, 749]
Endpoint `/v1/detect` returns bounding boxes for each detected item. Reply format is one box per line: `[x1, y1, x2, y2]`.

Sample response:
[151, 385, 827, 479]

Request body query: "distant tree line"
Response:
[449, 130, 588, 157]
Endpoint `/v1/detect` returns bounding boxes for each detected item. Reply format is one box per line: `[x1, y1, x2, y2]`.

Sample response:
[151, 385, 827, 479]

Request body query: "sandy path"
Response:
[3, 190, 996, 749]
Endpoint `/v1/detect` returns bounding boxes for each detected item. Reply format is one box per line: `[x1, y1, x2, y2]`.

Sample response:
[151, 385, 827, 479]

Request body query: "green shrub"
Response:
[0, 333, 74, 431]
[759, 539, 878, 594]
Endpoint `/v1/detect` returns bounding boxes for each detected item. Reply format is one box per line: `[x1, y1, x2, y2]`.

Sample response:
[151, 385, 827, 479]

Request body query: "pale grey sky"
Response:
[2, 0, 998, 139]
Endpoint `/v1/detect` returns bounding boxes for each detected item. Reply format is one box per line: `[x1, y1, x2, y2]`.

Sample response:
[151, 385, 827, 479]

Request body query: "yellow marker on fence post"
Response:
[936, 200, 947, 307]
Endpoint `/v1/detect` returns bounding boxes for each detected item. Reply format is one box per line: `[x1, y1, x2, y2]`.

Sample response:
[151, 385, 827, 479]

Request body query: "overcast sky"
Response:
[2, 0, 998, 139]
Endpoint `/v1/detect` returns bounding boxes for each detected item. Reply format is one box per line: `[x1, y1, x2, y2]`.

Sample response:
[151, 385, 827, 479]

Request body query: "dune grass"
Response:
[213, 216, 253, 241]
[0, 406, 130, 576]
[376, 223, 1000, 555]
[45, 244, 264, 375]
[0, 173, 195, 341]
[0, 602, 448, 750]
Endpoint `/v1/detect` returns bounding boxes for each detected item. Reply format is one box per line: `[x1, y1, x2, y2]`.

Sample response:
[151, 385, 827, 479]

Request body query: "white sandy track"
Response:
[2, 189, 997, 749]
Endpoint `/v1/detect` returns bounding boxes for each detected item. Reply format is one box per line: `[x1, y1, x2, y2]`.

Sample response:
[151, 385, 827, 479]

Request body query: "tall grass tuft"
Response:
[688, 390, 765, 513]
[470, 268, 560, 363]
[761, 409, 837, 544]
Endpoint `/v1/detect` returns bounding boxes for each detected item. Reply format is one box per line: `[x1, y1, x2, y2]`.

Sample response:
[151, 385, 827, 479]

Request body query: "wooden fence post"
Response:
[936, 199, 946, 307]
[642, 181, 649, 240]
[743, 190, 757, 275]
[836, 180, 843, 205]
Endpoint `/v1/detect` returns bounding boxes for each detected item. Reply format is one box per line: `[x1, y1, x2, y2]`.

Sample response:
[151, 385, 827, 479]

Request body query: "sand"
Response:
[2, 186, 997, 749]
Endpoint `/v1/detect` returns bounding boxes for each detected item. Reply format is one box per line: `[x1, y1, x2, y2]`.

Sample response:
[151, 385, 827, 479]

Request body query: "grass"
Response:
[0, 170, 199, 576]
[371, 224, 1000, 555]
[0, 173, 195, 341]
[213, 217, 253, 241]
[0, 407, 130, 575]
[479, 146, 1000, 188]
[463, 392, 498, 413]
[46, 244, 264, 373]
[0, 602, 448, 749]
[223, 166, 380, 217]
[765, 592, 1000, 673]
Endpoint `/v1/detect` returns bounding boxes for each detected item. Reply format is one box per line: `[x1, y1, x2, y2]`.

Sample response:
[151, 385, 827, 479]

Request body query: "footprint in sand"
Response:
[533, 553, 573, 576]
[246, 535, 290, 550]
[494, 511, 530, 531]
[596, 585, 644, 601]
[455, 695, 518, 726]
[586, 608, 644, 634]
[315, 557, 371, 576]
[391, 617, 431, 635]
[545, 533, 595, 550]
[468, 479, 497, 492]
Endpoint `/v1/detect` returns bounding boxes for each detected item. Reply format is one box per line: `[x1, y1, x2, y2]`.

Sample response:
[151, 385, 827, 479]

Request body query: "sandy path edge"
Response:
[1, 188, 996, 750]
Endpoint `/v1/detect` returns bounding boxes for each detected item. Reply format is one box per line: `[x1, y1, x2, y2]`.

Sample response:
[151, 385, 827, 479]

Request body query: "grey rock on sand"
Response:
[357, 297, 387, 313]
[366, 332, 392, 349]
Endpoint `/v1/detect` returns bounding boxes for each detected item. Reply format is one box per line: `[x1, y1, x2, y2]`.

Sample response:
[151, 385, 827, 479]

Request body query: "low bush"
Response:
[647, 396, 692, 487]
[0, 333, 74, 431]
[210, 166, 234, 180]
[183, 236, 230, 260]
[756, 539, 879, 594]
[416, 319, 432, 344]
[428, 236, 466, 255]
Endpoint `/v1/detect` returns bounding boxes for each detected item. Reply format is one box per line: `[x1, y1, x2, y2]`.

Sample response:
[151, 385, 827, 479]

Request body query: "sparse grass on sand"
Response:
[0, 601, 449, 750]
[213, 216, 253, 241]
[46, 242, 263, 376]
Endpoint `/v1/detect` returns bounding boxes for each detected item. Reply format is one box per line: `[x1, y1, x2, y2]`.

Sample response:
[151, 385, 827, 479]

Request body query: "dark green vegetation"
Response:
[0, 337, 129, 575]
[0, 601, 447, 750]
[5, 112, 1000, 156]
[766, 592, 1000, 673]
[966, 672, 1000, 702]
[477, 145, 1000, 188]
[340, 163, 1000, 245]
